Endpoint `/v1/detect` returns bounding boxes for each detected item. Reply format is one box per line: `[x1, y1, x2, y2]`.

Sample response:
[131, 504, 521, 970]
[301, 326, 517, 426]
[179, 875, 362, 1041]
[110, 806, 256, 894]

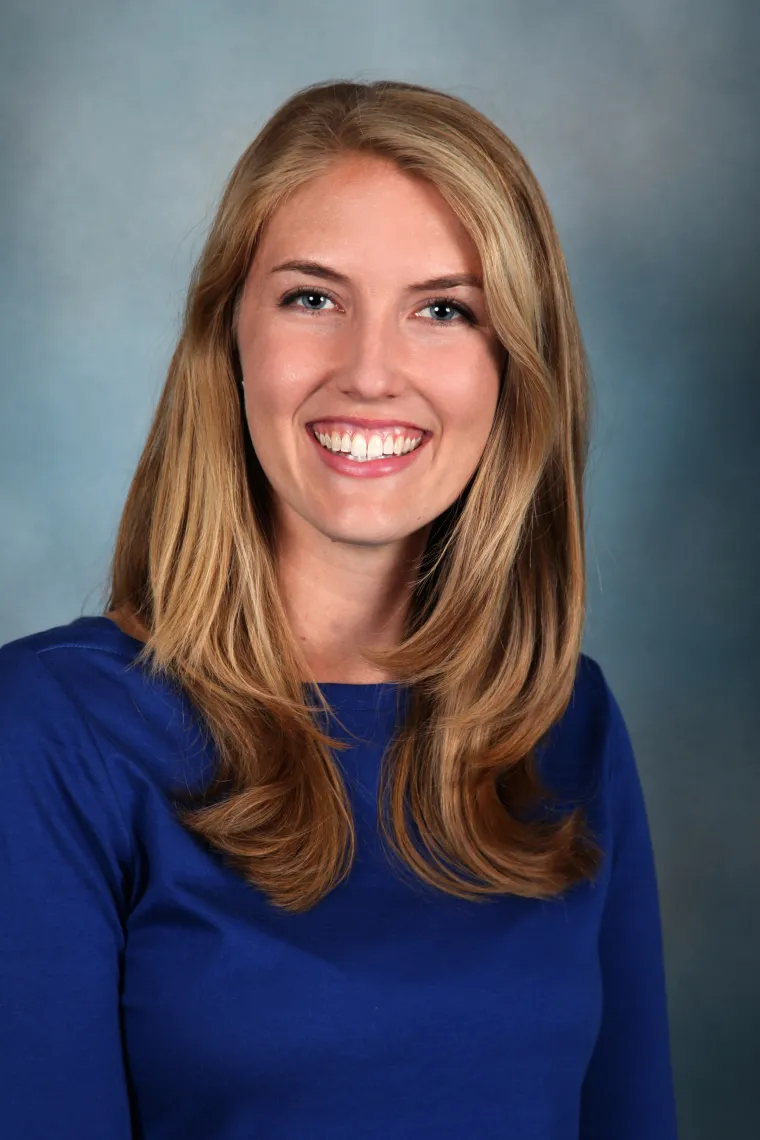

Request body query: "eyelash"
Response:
[278, 286, 476, 326]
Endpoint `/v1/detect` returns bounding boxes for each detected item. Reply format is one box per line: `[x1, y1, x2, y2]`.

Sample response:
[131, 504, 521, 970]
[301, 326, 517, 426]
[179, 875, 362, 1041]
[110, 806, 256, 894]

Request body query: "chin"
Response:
[318, 524, 406, 548]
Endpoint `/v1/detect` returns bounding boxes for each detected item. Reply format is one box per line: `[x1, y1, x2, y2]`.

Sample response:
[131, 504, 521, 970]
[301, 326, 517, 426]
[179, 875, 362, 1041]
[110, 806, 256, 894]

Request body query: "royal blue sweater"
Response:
[0, 615, 678, 1138]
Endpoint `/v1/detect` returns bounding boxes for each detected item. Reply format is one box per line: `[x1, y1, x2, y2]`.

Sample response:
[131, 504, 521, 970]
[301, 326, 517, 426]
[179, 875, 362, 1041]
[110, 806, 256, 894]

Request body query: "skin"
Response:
[110, 154, 506, 681]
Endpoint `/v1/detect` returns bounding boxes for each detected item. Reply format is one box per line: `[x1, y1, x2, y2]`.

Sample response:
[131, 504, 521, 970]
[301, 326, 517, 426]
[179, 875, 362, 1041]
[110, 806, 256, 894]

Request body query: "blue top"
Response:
[0, 615, 678, 1139]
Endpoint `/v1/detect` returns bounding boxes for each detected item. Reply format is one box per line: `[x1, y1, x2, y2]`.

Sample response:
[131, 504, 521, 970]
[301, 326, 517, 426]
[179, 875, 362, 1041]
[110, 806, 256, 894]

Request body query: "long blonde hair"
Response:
[105, 78, 603, 913]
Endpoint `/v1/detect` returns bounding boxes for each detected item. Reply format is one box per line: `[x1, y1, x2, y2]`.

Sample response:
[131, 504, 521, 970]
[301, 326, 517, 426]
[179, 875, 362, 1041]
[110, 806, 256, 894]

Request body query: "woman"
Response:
[0, 79, 678, 1137]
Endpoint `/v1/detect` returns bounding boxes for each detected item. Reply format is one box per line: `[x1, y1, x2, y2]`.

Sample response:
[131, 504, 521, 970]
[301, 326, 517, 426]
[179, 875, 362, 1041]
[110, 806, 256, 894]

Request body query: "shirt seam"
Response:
[37, 642, 139, 663]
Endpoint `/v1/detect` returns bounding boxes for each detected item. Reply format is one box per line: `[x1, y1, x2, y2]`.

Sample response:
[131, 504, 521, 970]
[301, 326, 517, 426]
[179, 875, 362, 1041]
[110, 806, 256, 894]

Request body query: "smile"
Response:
[312, 426, 423, 461]
[305, 423, 431, 479]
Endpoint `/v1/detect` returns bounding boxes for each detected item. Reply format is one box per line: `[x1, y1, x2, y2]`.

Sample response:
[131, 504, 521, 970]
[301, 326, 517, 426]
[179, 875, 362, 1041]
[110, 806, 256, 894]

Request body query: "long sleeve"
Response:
[0, 641, 135, 1138]
[579, 670, 679, 1138]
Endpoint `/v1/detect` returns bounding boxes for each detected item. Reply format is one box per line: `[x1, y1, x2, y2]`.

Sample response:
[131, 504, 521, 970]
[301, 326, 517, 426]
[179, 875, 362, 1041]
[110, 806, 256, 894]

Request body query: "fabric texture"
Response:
[0, 615, 678, 1138]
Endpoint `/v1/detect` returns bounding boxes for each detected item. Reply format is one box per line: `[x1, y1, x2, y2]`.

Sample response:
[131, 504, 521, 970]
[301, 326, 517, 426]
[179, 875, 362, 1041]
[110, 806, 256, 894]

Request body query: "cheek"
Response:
[435, 363, 501, 446]
[241, 307, 299, 375]
[425, 367, 500, 506]
[239, 335, 312, 427]
[242, 396, 294, 486]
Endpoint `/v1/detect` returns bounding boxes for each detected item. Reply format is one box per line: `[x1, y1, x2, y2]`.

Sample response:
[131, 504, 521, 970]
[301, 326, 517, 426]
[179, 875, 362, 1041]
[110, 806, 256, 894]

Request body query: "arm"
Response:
[579, 669, 679, 1139]
[0, 641, 135, 1138]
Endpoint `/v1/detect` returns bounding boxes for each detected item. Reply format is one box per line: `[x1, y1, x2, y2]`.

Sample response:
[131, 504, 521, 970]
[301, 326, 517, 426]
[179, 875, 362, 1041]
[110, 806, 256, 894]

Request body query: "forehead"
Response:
[254, 156, 480, 271]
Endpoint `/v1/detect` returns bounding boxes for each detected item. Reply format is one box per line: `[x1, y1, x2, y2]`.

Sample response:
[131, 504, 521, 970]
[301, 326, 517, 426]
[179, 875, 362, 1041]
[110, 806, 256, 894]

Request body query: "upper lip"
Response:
[306, 416, 429, 434]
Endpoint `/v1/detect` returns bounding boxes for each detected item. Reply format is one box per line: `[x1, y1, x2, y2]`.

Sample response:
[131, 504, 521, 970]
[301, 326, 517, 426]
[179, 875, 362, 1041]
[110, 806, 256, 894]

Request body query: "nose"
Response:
[335, 309, 407, 402]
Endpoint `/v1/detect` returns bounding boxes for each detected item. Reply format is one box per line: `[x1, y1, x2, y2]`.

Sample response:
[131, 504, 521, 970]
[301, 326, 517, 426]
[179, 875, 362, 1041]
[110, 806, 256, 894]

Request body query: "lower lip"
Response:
[306, 428, 430, 478]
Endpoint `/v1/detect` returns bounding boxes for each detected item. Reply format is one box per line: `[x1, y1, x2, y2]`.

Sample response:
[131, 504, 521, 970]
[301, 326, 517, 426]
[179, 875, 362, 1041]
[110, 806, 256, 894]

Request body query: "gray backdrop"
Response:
[1, 2, 757, 1136]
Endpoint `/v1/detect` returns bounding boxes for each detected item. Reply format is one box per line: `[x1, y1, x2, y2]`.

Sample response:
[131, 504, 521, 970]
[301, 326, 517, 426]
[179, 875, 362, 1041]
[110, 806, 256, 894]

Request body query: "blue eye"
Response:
[279, 287, 476, 325]
[418, 299, 475, 324]
[280, 289, 337, 313]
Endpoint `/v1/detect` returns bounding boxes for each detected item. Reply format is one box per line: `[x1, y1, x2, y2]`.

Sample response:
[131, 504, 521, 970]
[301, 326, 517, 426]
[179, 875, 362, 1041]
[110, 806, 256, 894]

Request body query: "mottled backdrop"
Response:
[1, 2, 757, 1135]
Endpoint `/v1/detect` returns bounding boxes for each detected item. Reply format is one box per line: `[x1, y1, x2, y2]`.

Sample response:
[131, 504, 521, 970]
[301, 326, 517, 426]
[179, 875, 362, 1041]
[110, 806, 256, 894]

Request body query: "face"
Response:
[235, 154, 506, 556]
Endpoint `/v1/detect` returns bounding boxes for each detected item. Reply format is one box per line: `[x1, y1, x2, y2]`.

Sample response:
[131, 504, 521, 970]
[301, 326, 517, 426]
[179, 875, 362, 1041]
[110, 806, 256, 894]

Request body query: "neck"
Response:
[106, 525, 430, 685]
[276, 521, 430, 685]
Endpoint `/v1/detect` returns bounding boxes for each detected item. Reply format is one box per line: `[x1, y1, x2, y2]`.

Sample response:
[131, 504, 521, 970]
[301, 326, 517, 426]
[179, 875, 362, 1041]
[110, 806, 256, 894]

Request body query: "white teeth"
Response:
[313, 427, 423, 462]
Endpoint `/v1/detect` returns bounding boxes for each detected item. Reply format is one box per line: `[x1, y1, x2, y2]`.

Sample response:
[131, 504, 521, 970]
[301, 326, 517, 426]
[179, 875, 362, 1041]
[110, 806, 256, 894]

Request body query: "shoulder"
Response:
[537, 652, 636, 823]
[0, 615, 144, 739]
[565, 652, 629, 762]
[0, 615, 209, 794]
[0, 612, 141, 679]
[0, 619, 142, 873]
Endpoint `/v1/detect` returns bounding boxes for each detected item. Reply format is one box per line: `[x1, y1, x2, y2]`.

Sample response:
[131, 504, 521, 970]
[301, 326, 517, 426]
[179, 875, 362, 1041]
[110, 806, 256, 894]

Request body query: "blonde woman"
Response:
[0, 80, 678, 1138]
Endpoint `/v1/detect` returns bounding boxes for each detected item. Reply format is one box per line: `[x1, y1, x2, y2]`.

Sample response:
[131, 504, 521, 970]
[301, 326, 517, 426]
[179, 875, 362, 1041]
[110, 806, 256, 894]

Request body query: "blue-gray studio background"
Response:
[1, 3, 757, 1136]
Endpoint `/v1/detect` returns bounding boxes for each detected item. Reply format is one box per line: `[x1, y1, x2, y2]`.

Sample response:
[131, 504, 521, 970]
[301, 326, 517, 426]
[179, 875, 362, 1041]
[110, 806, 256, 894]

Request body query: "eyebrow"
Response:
[267, 259, 483, 292]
